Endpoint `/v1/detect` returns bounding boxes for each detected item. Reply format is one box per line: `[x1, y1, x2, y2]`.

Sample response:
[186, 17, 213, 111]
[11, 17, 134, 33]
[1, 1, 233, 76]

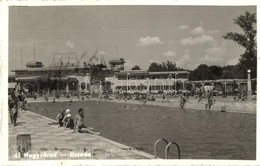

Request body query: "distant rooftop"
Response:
[11, 65, 90, 72]
[115, 70, 190, 75]
[26, 61, 44, 68]
[109, 58, 125, 64]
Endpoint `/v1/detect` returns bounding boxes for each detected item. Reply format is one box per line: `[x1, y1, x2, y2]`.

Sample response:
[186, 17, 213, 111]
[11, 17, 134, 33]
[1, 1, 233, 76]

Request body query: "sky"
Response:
[9, 5, 256, 74]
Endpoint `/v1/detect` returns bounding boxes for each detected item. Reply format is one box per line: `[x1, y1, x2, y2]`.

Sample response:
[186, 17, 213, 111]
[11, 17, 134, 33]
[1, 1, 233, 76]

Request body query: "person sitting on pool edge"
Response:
[56, 109, 65, 127]
[62, 109, 74, 129]
[73, 108, 101, 135]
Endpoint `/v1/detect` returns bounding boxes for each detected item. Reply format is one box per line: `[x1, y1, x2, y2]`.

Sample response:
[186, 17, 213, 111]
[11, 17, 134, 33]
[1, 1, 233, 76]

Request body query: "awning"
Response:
[16, 76, 41, 81]
[50, 76, 78, 82]
[50, 77, 68, 81]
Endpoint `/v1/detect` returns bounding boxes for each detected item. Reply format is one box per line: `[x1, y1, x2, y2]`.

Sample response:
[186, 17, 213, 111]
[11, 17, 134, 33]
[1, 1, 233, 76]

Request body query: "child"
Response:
[62, 109, 74, 129]
[56, 109, 65, 127]
[73, 108, 101, 135]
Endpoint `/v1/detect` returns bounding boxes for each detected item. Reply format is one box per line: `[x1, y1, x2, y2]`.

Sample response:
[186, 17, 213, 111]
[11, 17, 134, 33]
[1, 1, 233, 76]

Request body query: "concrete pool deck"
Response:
[8, 110, 155, 160]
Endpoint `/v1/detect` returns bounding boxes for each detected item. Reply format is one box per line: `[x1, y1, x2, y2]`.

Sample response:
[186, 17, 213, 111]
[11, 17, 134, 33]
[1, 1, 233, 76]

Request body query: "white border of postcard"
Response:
[1, 0, 259, 165]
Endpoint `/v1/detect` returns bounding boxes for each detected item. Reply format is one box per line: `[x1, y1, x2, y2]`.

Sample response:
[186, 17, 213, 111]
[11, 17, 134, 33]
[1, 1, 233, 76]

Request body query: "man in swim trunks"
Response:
[73, 108, 101, 135]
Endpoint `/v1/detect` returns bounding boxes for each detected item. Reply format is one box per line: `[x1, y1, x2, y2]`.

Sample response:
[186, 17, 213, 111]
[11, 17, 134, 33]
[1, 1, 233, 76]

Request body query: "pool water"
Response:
[28, 100, 256, 159]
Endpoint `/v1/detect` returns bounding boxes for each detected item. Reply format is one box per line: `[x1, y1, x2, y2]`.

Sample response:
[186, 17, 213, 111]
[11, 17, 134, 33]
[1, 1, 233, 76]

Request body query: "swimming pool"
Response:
[28, 100, 256, 159]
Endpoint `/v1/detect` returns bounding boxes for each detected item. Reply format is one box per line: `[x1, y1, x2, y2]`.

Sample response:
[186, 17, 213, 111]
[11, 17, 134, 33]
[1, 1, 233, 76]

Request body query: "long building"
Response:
[105, 70, 190, 93]
[10, 55, 191, 95]
[10, 53, 254, 96]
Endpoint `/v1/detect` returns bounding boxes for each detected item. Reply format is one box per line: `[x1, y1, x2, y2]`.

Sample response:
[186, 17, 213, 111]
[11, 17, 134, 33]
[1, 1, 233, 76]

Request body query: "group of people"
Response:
[179, 90, 215, 110]
[55, 108, 101, 135]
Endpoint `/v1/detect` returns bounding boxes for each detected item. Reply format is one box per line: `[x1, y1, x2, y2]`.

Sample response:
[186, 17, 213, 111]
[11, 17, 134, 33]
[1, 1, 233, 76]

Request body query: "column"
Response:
[201, 82, 205, 93]
[211, 82, 215, 90]
[224, 81, 227, 94]
[175, 73, 178, 92]
[235, 80, 242, 92]
[66, 81, 69, 93]
[37, 82, 40, 94]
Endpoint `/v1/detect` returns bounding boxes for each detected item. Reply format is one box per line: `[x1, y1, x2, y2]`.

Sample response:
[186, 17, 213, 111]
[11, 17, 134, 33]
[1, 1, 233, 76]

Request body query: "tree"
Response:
[165, 61, 181, 71]
[148, 62, 163, 72]
[221, 65, 243, 79]
[209, 65, 223, 79]
[148, 61, 182, 72]
[131, 65, 141, 70]
[223, 11, 256, 78]
[190, 64, 211, 81]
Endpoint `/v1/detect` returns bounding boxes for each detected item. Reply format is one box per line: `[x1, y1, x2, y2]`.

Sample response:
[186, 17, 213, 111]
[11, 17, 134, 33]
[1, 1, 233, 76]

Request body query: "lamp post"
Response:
[72, 82, 75, 95]
[247, 69, 252, 101]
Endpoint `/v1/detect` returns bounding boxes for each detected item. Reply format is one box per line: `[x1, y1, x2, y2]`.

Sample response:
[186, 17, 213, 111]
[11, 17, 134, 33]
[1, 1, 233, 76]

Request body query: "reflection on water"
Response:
[29, 100, 256, 159]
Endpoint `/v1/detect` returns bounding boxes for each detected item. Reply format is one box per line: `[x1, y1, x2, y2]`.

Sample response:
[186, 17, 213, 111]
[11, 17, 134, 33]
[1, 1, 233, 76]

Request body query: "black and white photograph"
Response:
[1, 0, 259, 165]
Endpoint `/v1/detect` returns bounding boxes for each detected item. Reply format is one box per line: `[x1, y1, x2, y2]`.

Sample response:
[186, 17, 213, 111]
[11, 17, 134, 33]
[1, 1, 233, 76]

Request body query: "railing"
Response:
[165, 142, 181, 159]
[154, 138, 181, 159]
[154, 138, 169, 158]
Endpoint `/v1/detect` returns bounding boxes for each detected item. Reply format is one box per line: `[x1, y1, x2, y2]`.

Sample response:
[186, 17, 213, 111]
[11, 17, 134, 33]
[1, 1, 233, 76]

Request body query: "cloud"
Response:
[227, 58, 239, 65]
[190, 26, 205, 35]
[149, 60, 159, 64]
[137, 36, 163, 46]
[180, 35, 215, 45]
[207, 30, 220, 35]
[178, 25, 189, 30]
[176, 49, 191, 67]
[202, 54, 223, 63]
[163, 50, 176, 57]
[205, 46, 226, 57]
[199, 43, 226, 64]
[199, 21, 204, 26]
[65, 40, 74, 48]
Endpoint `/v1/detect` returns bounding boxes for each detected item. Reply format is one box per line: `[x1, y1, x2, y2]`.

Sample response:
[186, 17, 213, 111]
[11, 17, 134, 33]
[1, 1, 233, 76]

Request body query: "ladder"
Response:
[154, 138, 181, 159]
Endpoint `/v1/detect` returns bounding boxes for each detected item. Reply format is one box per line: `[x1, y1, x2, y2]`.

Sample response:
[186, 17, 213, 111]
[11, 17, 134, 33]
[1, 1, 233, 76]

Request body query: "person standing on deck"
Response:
[9, 90, 19, 126]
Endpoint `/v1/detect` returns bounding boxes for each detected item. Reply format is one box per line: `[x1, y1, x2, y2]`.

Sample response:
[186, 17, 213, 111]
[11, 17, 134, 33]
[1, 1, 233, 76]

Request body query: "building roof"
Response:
[11, 66, 90, 72]
[149, 71, 190, 75]
[26, 61, 44, 68]
[115, 70, 190, 76]
[115, 70, 149, 75]
[108, 58, 125, 64]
